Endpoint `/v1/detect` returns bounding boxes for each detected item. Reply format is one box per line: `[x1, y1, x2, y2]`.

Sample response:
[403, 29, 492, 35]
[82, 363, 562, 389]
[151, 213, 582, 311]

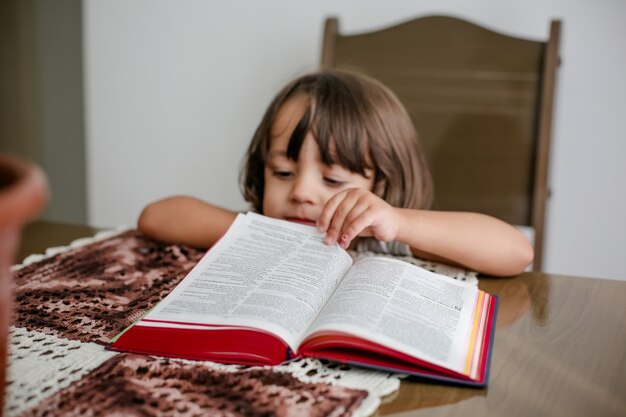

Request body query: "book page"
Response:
[303, 256, 478, 373]
[144, 213, 353, 349]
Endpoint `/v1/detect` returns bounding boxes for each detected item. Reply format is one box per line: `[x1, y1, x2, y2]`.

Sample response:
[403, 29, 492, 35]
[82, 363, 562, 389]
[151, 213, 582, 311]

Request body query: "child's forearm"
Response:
[137, 196, 238, 248]
[395, 208, 534, 277]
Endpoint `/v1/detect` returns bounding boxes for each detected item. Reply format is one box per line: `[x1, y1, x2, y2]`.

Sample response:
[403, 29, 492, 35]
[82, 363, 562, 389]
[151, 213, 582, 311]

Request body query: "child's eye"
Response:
[324, 177, 346, 187]
[273, 170, 293, 179]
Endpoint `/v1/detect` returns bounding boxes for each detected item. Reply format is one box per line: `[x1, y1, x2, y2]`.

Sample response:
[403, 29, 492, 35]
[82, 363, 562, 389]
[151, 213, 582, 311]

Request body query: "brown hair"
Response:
[240, 69, 433, 213]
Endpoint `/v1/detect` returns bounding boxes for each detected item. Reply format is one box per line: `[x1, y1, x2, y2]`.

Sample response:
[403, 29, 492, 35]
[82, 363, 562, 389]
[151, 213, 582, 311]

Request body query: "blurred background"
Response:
[1, 0, 624, 280]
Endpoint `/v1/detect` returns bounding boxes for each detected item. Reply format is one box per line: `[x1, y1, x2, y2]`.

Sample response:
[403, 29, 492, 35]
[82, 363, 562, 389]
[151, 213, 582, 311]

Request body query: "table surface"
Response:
[16, 221, 626, 417]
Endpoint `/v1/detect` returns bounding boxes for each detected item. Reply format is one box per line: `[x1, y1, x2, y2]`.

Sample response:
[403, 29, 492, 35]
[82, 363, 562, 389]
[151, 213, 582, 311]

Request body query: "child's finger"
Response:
[341, 210, 375, 248]
[325, 192, 361, 245]
[338, 202, 370, 246]
[316, 191, 345, 233]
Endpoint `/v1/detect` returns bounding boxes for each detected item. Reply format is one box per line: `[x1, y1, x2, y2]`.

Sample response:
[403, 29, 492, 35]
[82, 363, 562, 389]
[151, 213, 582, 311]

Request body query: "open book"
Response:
[109, 212, 498, 386]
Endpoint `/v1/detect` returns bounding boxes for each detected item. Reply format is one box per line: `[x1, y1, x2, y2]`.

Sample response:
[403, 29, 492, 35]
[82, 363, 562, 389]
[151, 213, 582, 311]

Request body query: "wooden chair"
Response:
[321, 15, 560, 271]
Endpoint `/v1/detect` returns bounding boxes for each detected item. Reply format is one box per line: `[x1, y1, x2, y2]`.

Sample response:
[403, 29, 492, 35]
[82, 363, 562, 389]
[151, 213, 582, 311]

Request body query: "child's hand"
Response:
[316, 188, 401, 249]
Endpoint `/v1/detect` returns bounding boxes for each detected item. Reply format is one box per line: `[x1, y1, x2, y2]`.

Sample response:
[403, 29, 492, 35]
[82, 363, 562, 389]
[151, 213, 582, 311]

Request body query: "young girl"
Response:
[138, 70, 533, 276]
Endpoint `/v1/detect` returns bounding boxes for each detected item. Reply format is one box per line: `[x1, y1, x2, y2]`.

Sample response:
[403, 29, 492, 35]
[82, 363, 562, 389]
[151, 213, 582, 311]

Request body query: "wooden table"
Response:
[16, 221, 626, 417]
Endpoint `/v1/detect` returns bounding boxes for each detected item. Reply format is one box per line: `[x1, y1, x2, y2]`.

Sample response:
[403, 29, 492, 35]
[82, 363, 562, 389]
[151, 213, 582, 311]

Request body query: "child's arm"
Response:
[317, 188, 533, 277]
[137, 196, 238, 248]
[393, 209, 534, 276]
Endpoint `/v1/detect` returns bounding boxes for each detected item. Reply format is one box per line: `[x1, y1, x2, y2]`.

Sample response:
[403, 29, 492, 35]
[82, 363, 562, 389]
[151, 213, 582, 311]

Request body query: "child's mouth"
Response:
[285, 217, 317, 227]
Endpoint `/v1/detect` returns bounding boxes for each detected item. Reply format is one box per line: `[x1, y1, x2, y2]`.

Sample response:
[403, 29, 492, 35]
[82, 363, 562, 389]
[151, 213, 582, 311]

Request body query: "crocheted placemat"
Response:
[6, 229, 400, 417]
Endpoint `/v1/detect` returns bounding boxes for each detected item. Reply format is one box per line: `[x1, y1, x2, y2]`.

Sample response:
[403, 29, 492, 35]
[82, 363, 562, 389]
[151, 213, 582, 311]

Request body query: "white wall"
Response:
[84, 0, 626, 281]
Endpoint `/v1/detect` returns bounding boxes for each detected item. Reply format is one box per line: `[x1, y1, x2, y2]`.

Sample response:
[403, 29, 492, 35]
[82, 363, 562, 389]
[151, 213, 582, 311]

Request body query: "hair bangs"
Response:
[284, 97, 372, 178]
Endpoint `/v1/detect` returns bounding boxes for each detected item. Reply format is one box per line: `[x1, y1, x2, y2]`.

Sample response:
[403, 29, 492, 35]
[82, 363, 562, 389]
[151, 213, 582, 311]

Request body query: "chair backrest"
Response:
[321, 15, 560, 271]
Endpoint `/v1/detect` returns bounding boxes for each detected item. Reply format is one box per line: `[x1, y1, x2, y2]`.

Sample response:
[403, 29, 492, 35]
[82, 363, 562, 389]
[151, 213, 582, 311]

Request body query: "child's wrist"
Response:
[393, 207, 408, 242]
[394, 208, 420, 244]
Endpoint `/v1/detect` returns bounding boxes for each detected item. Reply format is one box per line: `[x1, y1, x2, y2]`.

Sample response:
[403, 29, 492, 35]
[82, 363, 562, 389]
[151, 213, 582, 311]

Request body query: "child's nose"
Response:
[289, 175, 317, 204]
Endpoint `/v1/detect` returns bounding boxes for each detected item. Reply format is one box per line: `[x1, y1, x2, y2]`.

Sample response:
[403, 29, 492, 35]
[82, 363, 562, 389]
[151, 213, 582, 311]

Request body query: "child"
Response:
[138, 70, 533, 276]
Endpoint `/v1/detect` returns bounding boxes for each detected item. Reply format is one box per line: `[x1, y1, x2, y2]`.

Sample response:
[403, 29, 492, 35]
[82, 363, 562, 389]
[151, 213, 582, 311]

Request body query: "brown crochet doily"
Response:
[18, 353, 367, 417]
[12, 230, 205, 344]
[7, 229, 398, 417]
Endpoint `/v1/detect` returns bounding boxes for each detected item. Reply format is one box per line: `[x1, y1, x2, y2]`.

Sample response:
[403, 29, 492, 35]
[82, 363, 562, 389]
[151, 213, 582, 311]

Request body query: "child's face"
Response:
[263, 97, 374, 225]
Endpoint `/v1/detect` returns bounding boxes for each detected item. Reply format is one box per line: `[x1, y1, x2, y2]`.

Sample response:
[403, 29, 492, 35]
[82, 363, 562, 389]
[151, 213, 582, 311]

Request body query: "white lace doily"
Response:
[7, 228, 400, 417]
[5, 327, 118, 417]
[5, 326, 397, 417]
[7, 228, 480, 417]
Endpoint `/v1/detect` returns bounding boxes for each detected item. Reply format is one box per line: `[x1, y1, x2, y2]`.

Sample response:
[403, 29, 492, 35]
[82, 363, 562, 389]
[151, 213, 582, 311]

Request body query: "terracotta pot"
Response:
[0, 154, 48, 416]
